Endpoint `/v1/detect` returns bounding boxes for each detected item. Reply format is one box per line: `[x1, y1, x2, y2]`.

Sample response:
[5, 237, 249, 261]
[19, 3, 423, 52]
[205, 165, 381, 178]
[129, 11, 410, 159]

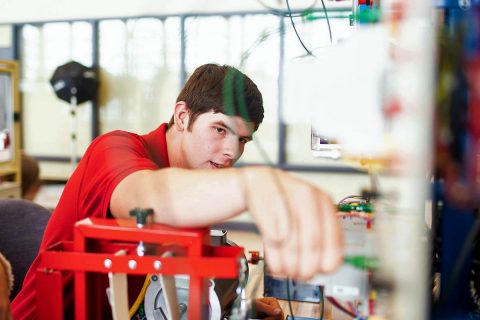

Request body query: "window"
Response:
[99, 18, 181, 134]
[185, 14, 280, 164]
[17, 10, 360, 179]
[21, 22, 93, 160]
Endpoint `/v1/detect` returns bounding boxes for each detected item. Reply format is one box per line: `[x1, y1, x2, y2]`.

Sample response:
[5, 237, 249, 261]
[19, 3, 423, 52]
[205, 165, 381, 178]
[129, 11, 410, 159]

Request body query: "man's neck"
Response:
[165, 126, 184, 168]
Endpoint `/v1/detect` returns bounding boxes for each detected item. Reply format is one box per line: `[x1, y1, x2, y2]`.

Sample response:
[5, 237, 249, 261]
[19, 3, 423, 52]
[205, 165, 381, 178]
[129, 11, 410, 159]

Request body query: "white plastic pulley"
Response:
[144, 275, 221, 320]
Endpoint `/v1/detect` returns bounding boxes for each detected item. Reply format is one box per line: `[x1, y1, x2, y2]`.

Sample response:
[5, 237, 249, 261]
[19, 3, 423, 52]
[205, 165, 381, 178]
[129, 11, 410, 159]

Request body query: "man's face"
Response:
[181, 111, 255, 170]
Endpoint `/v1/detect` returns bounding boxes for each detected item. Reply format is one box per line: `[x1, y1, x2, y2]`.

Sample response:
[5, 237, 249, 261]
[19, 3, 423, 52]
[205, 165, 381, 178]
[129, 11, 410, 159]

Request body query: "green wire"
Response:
[344, 255, 379, 270]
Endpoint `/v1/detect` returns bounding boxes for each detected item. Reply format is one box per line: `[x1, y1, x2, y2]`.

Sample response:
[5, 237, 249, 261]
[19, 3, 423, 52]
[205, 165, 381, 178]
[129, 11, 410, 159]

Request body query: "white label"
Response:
[332, 285, 360, 297]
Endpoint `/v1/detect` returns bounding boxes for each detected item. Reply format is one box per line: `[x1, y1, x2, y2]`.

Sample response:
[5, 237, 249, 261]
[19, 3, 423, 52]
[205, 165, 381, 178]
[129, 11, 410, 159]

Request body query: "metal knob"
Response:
[129, 207, 154, 227]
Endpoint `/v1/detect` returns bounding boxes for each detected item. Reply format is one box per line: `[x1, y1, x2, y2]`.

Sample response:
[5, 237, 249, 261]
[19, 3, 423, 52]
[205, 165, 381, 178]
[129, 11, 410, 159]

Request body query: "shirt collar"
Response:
[142, 123, 170, 168]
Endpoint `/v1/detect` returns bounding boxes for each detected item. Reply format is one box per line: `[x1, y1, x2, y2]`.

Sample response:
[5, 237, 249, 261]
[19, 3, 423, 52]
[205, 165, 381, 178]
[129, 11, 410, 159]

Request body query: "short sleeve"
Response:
[77, 131, 159, 220]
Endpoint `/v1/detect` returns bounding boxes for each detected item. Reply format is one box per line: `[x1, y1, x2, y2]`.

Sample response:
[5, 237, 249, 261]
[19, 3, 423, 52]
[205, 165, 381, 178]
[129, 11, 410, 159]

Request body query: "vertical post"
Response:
[187, 230, 210, 319]
[278, 17, 286, 166]
[91, 20, 100, 140]
[37, 269, 63, 320]
[12, 25, 24, 149]
[74, 227, 88, 320]
[180, 15, 187, 89]
[69, 91, 78, 169]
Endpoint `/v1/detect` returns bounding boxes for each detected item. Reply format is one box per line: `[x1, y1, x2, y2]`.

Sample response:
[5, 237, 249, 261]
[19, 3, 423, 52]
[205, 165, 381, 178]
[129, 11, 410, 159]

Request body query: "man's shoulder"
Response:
[97, 129, 139, 140]
[90, 130, 142, 146]
[80, 130, 146, 160]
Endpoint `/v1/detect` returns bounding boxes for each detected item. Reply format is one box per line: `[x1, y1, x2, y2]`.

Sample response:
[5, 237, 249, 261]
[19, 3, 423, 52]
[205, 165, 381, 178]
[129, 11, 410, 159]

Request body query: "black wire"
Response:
[286, 0, 315, 56]
[319, 286, 324, 320]
[320, 0, 332, 45]
[286, 278, 295, 319]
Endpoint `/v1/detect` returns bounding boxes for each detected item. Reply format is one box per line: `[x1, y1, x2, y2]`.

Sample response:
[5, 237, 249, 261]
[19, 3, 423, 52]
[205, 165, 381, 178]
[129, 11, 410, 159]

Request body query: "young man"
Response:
[12, 64, 342, 319]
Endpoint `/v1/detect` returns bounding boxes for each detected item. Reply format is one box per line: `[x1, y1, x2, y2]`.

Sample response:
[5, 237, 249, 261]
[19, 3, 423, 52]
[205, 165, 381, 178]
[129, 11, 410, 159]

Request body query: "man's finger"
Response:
[264, 241, 285, 276]
[253, 298, 283, 317]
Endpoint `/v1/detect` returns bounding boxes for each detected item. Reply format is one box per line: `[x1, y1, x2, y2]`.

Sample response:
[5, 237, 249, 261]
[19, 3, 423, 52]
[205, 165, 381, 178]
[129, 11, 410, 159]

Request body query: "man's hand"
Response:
[253, 297, 284, 320]
[241, 167, 343, 280]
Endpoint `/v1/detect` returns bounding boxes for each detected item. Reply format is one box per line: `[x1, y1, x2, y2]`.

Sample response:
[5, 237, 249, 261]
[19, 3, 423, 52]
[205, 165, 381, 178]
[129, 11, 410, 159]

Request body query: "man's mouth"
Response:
[209, 161, 225, 169]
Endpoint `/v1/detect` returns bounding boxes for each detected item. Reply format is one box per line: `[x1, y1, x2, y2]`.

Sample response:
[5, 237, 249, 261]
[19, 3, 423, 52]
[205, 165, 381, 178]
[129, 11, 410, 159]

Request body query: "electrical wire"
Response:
[284, 0, 333, 57]
[320, 0, 332, 44]
[348, 300, 363, 319]
[337, 212, 374, 223]
[257, 0, 318, 17]
[244, 0, 335, 67]
[240, 27, 281, 68]
[338, 195, 368, 205]
[327, 297, 357, 318]
[286, 0, 315, 56]
[319, 286, 325, 319]
[286, 278, 296, 319]
[129, 275, 151, 318]
[238, 12, 337, 67]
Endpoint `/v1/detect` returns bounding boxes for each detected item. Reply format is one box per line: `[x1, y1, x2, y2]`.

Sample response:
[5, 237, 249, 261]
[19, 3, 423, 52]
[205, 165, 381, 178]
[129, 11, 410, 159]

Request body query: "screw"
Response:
[104, 259, 112, 269]
[128, 260, 137, 270]
[153, 260, 162, 270]
[137, 242, 145, 257]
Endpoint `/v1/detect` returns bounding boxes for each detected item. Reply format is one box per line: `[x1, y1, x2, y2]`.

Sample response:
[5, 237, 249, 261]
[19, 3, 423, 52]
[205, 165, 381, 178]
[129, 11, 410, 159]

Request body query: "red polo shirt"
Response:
[12, 123, 170, 319]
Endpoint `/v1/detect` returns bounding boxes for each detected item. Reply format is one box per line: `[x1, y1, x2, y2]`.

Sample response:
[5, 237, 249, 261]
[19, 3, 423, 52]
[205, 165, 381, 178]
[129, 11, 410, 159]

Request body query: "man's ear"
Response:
[173, 102, 190, 131]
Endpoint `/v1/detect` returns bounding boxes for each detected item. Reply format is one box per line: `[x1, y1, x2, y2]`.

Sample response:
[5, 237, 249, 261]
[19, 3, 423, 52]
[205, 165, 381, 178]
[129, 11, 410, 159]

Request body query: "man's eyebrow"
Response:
[213, 121, 253, 140]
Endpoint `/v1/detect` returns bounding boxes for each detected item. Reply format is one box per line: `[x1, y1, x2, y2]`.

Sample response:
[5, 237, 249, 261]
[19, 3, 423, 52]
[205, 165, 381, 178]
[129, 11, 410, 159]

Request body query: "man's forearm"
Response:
[111, 166, 343, 279]
[110, 167, 248, 227]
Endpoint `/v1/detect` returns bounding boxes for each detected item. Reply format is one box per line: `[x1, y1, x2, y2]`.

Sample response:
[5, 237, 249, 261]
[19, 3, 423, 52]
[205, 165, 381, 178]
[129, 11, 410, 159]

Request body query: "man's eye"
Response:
[240, 138, 249, 144]
[214, 127, 226, 134]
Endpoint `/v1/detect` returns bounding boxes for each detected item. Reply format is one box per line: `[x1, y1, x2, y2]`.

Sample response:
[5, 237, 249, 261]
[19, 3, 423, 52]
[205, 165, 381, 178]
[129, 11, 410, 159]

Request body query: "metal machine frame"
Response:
[35, 217, 244, 320]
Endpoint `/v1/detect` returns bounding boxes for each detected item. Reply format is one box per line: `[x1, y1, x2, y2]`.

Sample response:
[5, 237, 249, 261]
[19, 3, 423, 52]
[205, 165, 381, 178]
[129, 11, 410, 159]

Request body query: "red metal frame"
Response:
[36, 217, 244, 320]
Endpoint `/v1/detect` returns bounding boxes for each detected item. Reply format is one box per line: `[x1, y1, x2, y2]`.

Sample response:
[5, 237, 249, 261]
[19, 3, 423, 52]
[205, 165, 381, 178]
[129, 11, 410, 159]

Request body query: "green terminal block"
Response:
[129, 207, 154, 226]
[337, 203, 373, 213]
[344, 256, 379, 270]
[351, 7, 382, 24]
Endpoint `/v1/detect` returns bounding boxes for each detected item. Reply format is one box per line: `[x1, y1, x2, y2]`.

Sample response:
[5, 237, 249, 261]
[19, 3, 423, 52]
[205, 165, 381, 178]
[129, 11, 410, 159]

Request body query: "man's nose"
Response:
[223, 136, 240, 160]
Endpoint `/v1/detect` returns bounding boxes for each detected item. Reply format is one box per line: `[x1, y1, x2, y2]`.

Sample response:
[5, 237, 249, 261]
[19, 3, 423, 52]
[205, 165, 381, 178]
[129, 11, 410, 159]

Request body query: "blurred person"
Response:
[20, 151, 41, 201]
[0, 253, 12, 320]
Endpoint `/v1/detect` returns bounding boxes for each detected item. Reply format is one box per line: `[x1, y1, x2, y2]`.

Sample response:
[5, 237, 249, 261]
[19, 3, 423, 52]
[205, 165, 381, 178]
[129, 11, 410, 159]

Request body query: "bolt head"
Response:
[128, 260, 137, 270]
[104, 259, 112, 269]
[153, 260, 162, 270]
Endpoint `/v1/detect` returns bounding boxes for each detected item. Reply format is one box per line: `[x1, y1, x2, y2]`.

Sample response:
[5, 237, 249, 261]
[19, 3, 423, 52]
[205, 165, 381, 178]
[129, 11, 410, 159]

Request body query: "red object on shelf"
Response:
[358, 0, 375, 6]
[36, 217, 244, 320]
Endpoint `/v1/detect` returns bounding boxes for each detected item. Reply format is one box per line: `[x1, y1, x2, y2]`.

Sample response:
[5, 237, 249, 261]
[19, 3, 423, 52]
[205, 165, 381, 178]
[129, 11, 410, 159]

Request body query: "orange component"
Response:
[248, 251, 262, 264]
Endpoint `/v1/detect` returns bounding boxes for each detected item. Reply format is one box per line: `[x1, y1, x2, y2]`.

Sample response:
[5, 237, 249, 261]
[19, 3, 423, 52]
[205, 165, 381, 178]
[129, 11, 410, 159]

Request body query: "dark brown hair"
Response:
[169, 64, 264, 130]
